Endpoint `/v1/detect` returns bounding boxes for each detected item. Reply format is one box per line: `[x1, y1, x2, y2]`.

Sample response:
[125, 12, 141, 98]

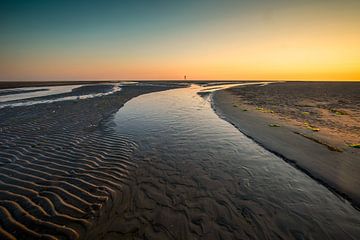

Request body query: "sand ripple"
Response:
[0, 96, 139, 239]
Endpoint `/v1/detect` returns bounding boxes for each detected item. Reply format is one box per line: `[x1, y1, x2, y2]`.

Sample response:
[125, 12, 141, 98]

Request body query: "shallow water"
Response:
[0, 85, 84, 102]
[112, 84, 360, 239]
[0, 83, 124, 109]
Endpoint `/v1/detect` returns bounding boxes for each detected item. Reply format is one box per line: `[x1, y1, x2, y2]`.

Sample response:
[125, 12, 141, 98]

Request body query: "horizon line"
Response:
[1, 79, 360, 82]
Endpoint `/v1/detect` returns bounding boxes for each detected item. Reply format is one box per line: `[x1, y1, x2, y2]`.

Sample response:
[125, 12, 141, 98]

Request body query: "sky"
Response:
[1, 0, 360, 81]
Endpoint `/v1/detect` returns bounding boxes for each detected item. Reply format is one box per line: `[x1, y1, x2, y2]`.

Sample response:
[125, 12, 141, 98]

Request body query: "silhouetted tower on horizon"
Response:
[184, 75, 187, 80]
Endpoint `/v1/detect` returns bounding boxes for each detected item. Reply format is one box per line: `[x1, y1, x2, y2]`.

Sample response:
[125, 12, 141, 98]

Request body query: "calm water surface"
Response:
[0, 83, 122, 108]
[0, 85, 83, 102]
[112, 84, 360, 239]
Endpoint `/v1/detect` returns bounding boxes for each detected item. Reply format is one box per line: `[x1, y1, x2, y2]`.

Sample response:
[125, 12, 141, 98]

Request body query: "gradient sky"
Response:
[1, 0, 360, 81]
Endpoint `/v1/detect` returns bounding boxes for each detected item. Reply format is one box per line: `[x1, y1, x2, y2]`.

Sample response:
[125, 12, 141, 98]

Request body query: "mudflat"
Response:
[212, 82, 360, 208]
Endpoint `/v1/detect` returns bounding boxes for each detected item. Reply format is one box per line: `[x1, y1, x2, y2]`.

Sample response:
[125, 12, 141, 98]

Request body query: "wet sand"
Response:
[212, 82, 360, 208]
[0, 83, 183, 239]
[1, 82, 360, 240]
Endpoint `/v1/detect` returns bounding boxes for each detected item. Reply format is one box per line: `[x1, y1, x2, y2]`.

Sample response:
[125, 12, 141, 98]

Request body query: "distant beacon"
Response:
[184, 75, 187, 80]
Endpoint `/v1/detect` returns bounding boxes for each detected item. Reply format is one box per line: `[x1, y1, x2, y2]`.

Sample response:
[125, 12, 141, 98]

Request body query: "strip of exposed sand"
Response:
[212, 82, 360, 208]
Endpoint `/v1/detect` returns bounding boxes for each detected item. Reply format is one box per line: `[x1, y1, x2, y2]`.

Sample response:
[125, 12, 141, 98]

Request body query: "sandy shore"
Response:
[0, 83, 183, 240]
[212, 82, 360, 208]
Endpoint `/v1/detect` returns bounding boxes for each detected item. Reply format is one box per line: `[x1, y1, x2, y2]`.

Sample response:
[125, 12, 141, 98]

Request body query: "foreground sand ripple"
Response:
[0, 89, 144, 240]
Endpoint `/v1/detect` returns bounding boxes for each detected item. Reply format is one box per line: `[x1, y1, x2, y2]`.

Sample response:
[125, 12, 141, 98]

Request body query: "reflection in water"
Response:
[0, 85, 84, 102]
[112, 84, 360, 239]
[0, 82, 183, 109]
[0, 83, 122, 109]
[198, 81, 271, 93]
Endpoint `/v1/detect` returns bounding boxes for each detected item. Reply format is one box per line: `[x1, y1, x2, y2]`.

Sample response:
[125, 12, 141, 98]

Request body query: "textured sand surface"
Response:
[225, 82, 360, 149]
[0, 84, 181, 240]
[1, 82, 360, 240]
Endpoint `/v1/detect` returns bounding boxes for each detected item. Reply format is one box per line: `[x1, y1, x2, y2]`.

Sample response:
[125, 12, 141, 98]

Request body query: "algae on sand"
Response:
[304, 122, 320, 132]
[256, 107, 274, 114]
[269, 124, 281, 127]
[350, 144, 360, 149]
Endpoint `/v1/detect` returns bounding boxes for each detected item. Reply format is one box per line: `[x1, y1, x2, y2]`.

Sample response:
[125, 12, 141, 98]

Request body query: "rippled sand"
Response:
[0, 83, 180, 240]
